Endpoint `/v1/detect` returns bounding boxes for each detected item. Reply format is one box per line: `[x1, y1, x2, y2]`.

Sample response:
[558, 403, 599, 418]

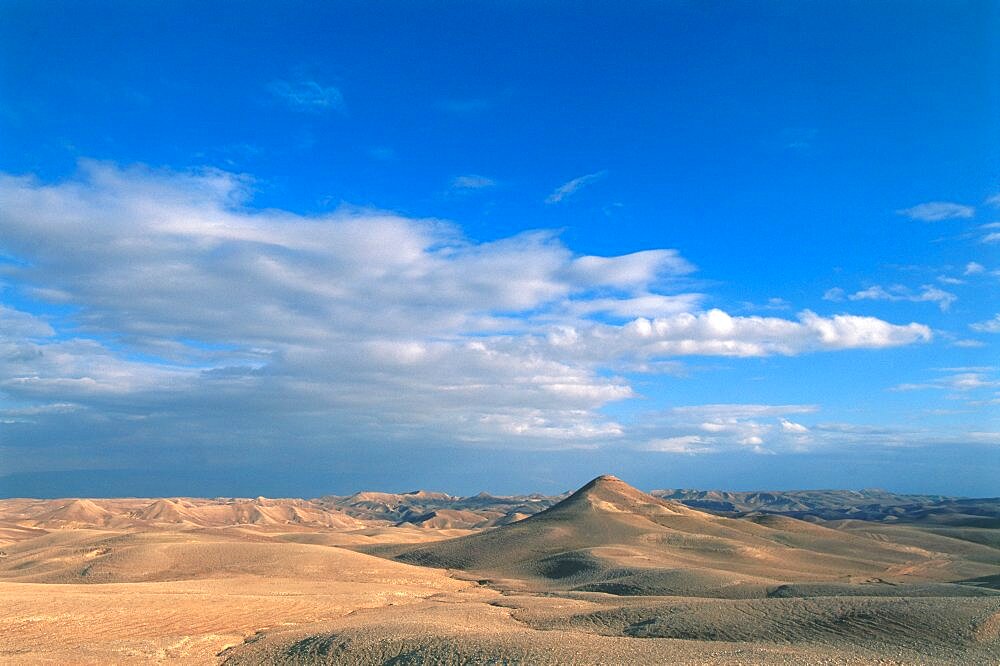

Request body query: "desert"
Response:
[3, 2, 998, 664]
[2, 475, 998, 664]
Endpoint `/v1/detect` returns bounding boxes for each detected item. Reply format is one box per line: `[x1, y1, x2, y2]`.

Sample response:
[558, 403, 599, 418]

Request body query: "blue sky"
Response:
[1, 1, 998, 497]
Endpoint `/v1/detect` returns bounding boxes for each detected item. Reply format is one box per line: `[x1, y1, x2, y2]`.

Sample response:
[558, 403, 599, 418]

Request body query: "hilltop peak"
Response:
[574, 474, 640, 496]
[590, 474, 624, 484]
[533, 474, 695, 521]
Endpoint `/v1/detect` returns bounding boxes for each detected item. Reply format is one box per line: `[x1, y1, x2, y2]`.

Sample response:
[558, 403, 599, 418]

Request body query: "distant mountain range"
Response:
[649, 489, 1000, 527]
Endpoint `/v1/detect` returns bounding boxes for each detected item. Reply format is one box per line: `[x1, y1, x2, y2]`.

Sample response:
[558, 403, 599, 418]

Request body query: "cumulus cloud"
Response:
[545, 170, 608, 204]
[896, 201, 975, 221]
[965, 261, 986, 275]
[545, 309, 930, 360]
[0, 161, 936, 465]
[824, 284, 956, 311]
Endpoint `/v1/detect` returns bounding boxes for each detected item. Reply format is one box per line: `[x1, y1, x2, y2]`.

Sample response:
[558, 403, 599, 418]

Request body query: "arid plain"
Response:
[2, 476, 999, 664]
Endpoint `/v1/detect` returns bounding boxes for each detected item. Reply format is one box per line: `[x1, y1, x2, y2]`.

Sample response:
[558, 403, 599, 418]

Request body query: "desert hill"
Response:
[221, 476, 1000, 664]
[0, 496, 364, 531]
[368, 475, 1000, 598]
[3, 476, 1000, 664]
[33, 498, 116, 527]
[0, 527, 462, 585]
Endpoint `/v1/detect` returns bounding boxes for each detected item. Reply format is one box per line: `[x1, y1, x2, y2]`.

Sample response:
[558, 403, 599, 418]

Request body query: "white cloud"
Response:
[826, 284, 957, 311]
[639, 404, 818, 455]
[545, 170, 608, 204]
[978, 222, 1000, 244]
[0, 305, 54, 338]
[0, 162, 936, 459]
[539, 310, 930, 363]
[780, 418, 809, 433]
[740, 297, 792, 312]
[268, 78, 345, 113]
[673, 404, 819, 419]
[965, 261, 986, 275]
[971, 314, 1000, 333]
[896, 201, 975, 221]
[891, 370, 999, 392]
[644, 435, 713, 454]
[610, 309, 929, 357]
[562, 293, 703, 320]
[637, 403, 1000, 456]
[564, 249, 694, 288]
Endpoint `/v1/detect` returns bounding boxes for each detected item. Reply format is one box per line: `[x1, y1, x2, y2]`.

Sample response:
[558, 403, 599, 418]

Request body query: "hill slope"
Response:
[369, 475, 999, 597]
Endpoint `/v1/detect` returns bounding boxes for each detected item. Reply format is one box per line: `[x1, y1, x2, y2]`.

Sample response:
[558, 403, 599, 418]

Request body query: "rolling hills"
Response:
[2, 476, 1000, 664]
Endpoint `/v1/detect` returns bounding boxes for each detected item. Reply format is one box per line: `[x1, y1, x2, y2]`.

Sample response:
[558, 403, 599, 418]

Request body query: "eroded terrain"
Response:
[2, 478, 999, 664]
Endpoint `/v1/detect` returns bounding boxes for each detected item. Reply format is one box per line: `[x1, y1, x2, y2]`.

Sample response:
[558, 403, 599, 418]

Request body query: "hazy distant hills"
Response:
[316, 489, 563, 529]
[650, 489, 1000, 527]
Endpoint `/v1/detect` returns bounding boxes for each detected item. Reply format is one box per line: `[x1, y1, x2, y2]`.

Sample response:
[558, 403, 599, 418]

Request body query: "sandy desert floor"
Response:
[2, 478, 999, 664]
